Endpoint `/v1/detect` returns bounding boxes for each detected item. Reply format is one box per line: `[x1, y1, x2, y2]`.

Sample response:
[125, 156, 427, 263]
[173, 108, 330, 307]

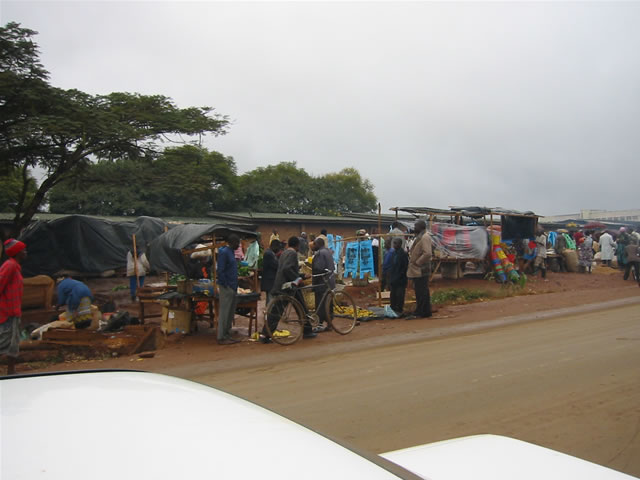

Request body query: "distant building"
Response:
[541, 209, 640, 224]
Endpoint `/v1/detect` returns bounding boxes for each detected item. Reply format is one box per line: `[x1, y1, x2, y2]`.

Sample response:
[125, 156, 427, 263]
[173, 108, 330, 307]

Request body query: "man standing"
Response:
[406, 220, 433, 319]
[263, 236, 314, 342]
[316, 229, 329, 252]
[261, 239, 281, 305]
[269, 229, 280, 247]
[298, 232, 309, 258]
[311, 237, 335, 330]
[126, 247, 150, 302]
[390, 221, 407, 250]
[381, 242, 394, 291]
[0, 239, 27, 375]
[216, 234, 240, 345]
[533, 227, 548, 278]
[389, 238, 409, 316]
[623, 238, 640, 284]
[599, 230, 616, 267]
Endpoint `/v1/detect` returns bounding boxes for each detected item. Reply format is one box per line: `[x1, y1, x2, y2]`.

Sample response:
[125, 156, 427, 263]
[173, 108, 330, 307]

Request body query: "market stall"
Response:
[141, 224, 259, 336]
[390, 206, 540, 283]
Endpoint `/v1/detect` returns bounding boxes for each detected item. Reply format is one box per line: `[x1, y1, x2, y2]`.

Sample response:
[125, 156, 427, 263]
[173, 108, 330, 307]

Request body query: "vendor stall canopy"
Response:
[391, 206, 540, 241]
[17, 215, 256, 277]
[148, 223, 257, 276]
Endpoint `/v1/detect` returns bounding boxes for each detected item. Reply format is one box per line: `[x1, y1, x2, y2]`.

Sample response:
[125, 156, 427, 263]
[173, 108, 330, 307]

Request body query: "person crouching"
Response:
[56, 276, 94, 329]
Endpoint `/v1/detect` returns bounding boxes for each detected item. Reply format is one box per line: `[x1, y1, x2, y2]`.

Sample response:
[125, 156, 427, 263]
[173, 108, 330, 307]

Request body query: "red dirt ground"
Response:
[12, 264, 639, 376]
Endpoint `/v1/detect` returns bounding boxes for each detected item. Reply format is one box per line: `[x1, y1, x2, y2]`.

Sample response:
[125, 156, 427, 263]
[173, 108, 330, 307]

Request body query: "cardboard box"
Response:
[161, 307, 192, 334]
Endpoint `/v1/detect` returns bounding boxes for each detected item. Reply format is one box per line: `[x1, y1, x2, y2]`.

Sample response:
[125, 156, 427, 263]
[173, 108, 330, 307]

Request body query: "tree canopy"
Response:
[2, 21, 378, 228]
[0, 22, 229, 235]
[49, 146, 238, 217]
[49, 158, 377, 217]
[235, 163, 377, 215]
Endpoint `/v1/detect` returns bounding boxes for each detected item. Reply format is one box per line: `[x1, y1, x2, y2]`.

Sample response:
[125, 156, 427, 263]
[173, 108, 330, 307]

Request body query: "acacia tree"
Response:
[0, 22, 230, 235]
[49, 146, 238, 216]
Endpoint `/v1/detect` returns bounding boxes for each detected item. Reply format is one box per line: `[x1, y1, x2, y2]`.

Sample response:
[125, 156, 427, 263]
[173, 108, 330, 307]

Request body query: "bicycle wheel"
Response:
[325, 290, 357, 335]
[264, 295, 305, 345]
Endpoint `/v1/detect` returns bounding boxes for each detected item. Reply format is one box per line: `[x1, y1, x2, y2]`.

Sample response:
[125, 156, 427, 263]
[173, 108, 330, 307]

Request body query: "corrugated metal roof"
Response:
[0, 212, 225, 224]
[1, 210, 413, 226]
[206, 211, 400, 224]
[392, 206, 540, 218]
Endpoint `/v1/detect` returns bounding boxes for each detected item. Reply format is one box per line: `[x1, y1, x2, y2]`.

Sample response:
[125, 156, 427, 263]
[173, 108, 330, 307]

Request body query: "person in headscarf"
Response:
[0, 239, 27, 374]
[56, 276, 94, 329]
[578, 231, 594, 273]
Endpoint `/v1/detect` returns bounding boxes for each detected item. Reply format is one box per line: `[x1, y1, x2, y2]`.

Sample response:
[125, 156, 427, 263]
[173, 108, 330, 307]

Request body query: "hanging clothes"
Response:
[359, 239, 375, 278]
[343, 242, 359, 279]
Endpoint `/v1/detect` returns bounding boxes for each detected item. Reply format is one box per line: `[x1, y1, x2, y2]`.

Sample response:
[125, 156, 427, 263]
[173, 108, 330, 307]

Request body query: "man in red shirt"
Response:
[0, 238, 27, 375]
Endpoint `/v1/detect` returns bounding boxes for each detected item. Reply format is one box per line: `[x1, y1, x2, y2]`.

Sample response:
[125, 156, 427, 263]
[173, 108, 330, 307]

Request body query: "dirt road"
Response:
[189, 303, 640, 478]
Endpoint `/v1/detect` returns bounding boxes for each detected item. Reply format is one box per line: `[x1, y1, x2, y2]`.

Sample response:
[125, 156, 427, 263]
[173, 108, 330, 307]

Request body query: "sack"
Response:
[384, 305, 400, 318]
[99, 310, 130, 332]
[563, 250, 579, 272]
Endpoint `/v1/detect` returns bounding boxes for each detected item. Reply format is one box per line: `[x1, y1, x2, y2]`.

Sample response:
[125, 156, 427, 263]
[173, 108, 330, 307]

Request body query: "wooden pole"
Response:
[377, 203, 382, 307]
[132, 234, 140, 288]
[164, 225, 169, 286]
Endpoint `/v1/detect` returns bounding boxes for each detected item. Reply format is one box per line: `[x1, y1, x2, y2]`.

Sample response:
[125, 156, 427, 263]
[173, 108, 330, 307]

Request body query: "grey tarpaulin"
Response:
[148, 224, 257, 275]
[18, 215, 170, 277]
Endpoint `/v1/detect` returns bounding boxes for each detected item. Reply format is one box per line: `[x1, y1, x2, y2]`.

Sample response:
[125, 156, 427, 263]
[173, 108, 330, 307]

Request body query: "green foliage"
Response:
[236, 162, 313, 214]
[0, 167, 38, 213]
[0, 22, 229, 234]
[238, 266, 252, 277]
[168, 274, 187, 285]
[235, 163, 377, 214]
[316, 168, 377, 214]
[49, 145, 238, 216]
[431, 288, 492, 305]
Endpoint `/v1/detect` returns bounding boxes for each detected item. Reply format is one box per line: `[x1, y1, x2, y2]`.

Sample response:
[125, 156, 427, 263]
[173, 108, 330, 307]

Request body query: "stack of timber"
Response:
[12, 325, 164, 365]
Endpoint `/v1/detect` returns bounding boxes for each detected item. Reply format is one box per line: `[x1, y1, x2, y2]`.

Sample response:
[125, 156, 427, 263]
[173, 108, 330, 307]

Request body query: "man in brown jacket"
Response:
[406, 220, 433, 319]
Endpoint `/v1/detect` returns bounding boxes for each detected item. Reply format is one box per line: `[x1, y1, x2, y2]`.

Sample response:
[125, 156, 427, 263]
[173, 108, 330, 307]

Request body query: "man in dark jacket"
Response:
[623, 242, 640, 284]
[216, 234, 240, 345]
[262, 236, 314, 342]
[389, 238, 409, 316]
[261, 239, 281, 305]
[311, 237, 335, 329]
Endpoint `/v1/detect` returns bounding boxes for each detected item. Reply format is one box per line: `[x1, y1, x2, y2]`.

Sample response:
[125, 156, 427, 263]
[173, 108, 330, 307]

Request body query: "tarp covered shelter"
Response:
[148, 224, 257, 275]
[391, 206, 540, 241]
[18, 215, 170, 277]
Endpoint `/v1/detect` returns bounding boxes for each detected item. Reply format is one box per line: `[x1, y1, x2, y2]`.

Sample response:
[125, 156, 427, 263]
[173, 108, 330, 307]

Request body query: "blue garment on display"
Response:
[359, 239, 375, 279]
[333, 235, 342, 265]
[343, 242, 359, 279]
[548, 231, 557, 248]
[327, 234, 335, 253]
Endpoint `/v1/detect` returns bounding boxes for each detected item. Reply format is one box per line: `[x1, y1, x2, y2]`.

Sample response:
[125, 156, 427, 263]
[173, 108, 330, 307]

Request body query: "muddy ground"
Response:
[14, 264, 639, 375]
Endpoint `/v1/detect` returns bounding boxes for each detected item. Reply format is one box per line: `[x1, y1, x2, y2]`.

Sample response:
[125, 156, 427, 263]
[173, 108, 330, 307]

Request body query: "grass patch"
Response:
[432, 288, 493, 305]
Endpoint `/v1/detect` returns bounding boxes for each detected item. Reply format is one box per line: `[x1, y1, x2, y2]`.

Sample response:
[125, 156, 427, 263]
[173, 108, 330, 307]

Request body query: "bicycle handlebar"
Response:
[311, 269, 333, 278]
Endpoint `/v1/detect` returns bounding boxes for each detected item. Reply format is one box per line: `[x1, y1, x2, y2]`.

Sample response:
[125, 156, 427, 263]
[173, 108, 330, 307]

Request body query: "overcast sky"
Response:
[3, 1, 640, 217]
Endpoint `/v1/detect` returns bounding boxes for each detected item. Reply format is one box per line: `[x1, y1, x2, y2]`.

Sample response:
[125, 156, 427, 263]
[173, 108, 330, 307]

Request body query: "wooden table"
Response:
[430, 257, 487, 280]
[213, 292, 260, 337]
[138, 285, 176, 324]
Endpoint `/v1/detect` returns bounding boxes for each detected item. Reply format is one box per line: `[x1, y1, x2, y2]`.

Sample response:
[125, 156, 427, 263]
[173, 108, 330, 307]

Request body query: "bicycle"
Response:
[264, 270, 358, 345]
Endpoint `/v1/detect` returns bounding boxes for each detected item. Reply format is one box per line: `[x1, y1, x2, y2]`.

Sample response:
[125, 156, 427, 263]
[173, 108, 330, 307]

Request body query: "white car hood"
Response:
[382, 434, 636, 480]
[1, 371, 413, 480]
